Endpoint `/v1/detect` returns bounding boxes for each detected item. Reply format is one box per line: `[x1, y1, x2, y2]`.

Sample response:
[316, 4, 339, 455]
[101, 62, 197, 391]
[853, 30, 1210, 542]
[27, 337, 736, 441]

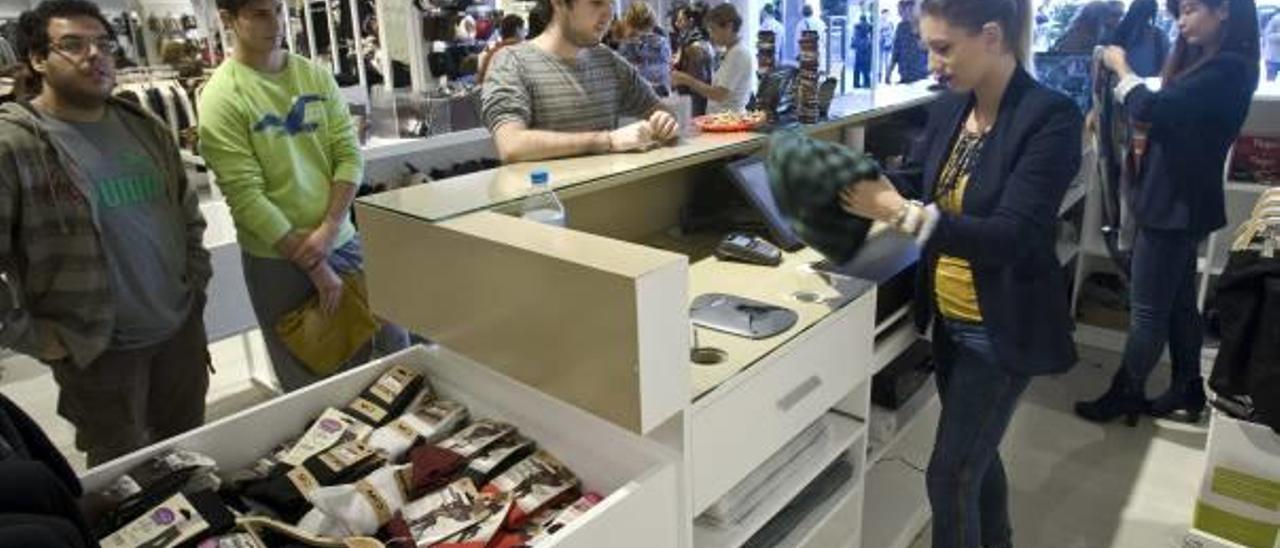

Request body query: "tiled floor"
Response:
[907, 345, 1210, 548]
[0, 339, 1210, 548]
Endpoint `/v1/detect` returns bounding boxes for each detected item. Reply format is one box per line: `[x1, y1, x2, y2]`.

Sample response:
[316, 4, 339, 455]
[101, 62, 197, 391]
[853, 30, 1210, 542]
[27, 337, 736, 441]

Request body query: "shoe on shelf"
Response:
[1147, 377, 1207, 424]
[1074, 371, 1144, 427]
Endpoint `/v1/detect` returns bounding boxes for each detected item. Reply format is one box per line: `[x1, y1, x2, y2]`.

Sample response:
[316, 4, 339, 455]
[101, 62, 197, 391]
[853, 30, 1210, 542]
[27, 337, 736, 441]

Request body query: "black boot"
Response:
[1148, 377, 1206, 423]
[1075, 371, 1144, 427]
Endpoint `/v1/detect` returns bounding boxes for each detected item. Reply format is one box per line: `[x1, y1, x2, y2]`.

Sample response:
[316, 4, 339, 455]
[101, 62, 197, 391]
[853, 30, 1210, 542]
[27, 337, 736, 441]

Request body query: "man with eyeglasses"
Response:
[199, 0, 408, 392]
[0, 0, 212, 466]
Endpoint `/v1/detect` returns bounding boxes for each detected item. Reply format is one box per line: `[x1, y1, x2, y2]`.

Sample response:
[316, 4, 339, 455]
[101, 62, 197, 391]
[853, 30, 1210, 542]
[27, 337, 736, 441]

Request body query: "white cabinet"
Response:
[80, 345, 683, 548]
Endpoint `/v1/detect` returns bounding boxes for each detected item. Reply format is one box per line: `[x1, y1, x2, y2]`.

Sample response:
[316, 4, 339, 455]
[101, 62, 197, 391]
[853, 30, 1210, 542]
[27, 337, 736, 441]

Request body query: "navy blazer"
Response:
[1126, 52, 1257, 234]
[889, 68, 1084, 376]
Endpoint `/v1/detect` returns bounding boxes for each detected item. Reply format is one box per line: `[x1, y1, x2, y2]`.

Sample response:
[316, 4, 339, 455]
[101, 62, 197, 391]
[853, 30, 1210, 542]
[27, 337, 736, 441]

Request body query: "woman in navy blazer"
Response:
[1075, 0, 1260, 425]
[839, 0, 1081, 544]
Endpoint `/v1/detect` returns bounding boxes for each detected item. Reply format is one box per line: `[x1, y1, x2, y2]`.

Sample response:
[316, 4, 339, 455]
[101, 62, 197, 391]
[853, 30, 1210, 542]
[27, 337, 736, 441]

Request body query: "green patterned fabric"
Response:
[766, 131, 882, 264]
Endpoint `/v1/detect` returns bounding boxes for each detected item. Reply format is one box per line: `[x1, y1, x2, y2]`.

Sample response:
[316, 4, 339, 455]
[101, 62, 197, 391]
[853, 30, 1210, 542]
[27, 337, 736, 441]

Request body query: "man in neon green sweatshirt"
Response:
[200, 0, 407, 391]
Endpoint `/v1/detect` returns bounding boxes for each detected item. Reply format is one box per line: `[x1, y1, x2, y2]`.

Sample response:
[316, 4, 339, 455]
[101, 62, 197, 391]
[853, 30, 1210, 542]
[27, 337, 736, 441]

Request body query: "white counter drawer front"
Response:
[79, 345, 681, 548]
[690, 293, 875, 514]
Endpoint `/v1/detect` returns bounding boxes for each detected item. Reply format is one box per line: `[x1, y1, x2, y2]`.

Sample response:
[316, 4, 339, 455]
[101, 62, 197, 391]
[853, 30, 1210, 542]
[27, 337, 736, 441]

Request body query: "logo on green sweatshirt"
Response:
[253, 94, 324, 136]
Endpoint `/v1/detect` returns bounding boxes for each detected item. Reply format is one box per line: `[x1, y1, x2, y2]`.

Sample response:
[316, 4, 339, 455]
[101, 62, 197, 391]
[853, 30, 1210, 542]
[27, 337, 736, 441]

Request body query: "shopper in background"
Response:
[477, 14, 525, 85]
[852, 14, 875, 87]
[878, 8, 896, 82]
[1075, 0, 1260, 425]
[673, 3, 752, 113]
[887, 0, 929, 83]
[200, 0, 409, 392]
[481, 0, 678, 162]
[1265, 11, 1280, 80]
[838, 0, 1081, 543]
[673, 3, 717, 116]
[794, 4, 827, 70]
[0, 0, 212, 466]
[760, 3, 786, 65]
[1110, 0, 1169, 77]
[618, 2, 673, 96]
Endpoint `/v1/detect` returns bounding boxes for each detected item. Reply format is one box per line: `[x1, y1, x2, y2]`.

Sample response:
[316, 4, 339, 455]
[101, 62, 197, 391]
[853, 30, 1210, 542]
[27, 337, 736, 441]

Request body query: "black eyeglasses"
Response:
[50, 35, 117, 57]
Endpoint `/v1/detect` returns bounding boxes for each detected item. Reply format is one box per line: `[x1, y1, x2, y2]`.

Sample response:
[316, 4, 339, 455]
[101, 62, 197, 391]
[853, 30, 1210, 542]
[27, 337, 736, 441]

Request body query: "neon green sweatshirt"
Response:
[198, 54, 362, 258]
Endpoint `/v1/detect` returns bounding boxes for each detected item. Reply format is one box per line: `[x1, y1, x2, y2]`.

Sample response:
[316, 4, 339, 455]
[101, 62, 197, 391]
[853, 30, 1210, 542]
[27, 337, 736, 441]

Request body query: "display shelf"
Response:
[875, 305, 912, 337]
[361, 136, 435, 161]
[862, 458, 931, 548]
[867, 384, 941, 465]
[873, 320, 919, 375]
[693, 412, 867, 548]
[771, 460, 866, 548]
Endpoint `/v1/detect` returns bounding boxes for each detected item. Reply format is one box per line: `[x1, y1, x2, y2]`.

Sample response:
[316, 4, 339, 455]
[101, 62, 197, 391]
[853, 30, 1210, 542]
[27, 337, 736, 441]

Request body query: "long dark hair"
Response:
[919, 0, 1033, 68]
[1162, 0, 1260, 84]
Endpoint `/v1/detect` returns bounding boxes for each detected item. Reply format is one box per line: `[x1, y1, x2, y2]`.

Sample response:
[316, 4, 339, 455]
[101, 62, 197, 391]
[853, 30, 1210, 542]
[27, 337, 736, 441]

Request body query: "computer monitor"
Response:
[724, 157, 806, 251]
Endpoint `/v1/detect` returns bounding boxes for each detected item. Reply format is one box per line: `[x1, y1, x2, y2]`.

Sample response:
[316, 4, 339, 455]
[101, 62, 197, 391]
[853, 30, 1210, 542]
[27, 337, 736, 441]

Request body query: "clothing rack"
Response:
[113, 67, 199, 149]
[1231, 188, 1280, 256]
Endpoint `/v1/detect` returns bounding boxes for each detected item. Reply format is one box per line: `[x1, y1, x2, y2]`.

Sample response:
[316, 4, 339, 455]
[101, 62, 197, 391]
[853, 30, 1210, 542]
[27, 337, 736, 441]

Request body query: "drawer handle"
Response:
[777, 376, 823, 412]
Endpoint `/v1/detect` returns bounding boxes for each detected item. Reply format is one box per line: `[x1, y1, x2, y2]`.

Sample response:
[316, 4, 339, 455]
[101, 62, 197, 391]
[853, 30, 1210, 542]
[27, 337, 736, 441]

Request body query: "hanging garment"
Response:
[1210, 249, 1280, 433]
[0, 37, 16, 68]
[1092, 51, 1137, 276]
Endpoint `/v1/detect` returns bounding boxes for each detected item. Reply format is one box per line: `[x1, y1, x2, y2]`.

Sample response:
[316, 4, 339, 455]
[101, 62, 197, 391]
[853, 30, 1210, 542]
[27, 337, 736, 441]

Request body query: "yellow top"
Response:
[934, 129, 986, 322]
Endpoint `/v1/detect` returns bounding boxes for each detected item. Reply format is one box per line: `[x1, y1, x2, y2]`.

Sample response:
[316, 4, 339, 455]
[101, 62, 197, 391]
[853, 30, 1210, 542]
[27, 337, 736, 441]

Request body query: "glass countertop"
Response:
[357, 81, 939, 224]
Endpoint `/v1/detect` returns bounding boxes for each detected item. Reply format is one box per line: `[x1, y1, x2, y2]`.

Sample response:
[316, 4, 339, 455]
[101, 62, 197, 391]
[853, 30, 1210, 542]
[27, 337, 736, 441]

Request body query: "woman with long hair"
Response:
[618, 1, 673, 95]
[838, 0, 1082, 544]
[672, 3, 716, 116]
[1075, 0, 1260, 425]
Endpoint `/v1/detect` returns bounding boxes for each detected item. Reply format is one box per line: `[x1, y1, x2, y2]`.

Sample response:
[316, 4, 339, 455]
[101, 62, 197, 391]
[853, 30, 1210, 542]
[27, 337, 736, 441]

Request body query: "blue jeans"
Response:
[928, 321, 1031, 548]
[1120, 228, 1203, 392]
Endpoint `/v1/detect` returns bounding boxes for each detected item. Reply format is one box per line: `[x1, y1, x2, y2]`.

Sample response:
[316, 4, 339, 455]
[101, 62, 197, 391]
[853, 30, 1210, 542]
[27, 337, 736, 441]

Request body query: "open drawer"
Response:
[79, 345, 682, 548]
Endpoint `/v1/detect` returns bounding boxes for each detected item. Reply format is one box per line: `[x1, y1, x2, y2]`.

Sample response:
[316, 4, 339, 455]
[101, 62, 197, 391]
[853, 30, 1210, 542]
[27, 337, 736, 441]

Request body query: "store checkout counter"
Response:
[353, 82, 940, 548]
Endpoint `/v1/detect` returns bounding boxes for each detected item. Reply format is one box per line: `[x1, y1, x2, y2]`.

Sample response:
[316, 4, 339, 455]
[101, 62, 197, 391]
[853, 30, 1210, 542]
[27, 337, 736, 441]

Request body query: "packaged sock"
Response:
[199, 532, 267, 548]
[463, 434, 535, 486]
[437, 420, 516, 460]
[240, 440, 386, 523]
[524, 492, 604, 544]
[280, 408, 375, 467]
[99, 490, 235, 548]
[402, 478, 488, 545]
[481, 451, 580, 528]
[433, 492, 513, 548]
[306, 464, 414, 536]
[297, 508, 350, 539]
[346, 365, 427, 427]
[367, 397, 467, 462]
[91, 450, 222, 538]
[406, 445, 467, 499]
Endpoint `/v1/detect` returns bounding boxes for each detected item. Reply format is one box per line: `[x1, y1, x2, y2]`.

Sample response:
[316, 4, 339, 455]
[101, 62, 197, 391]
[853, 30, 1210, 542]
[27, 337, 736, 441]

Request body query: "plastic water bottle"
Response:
[520, 169, 566, 227]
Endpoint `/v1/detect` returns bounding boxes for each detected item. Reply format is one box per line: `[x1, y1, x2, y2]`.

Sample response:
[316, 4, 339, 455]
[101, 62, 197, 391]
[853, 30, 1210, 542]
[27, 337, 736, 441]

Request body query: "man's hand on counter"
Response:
[609, 111, 679, 153]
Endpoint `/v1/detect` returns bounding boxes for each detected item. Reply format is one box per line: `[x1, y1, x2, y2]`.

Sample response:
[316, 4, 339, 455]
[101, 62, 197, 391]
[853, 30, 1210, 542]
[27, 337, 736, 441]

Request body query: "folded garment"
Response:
[367, 397, 467, 462]
[766, 130, 881, 265]
[346, 365, 428, 427]
[437, 420, 516, 460]
[281, 408, 375, 467]
[481, 451, 580, 528]
[98, 490, 235, 548]
[406, 445, 467, 499]
[742, 457, 855, 548]
[701, 419, 829, 527]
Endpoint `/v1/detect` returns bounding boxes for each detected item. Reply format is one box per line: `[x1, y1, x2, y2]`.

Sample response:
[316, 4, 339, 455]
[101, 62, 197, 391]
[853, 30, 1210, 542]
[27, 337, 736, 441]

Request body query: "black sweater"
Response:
[1126, 52, 1257, 235]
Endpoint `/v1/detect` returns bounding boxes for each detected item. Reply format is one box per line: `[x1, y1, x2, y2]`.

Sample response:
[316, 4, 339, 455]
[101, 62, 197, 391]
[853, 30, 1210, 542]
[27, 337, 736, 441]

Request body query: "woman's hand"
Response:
[671, 70, 692, 87]
[1100, 46, 1133, 78]
[839, 176, 907, 223]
